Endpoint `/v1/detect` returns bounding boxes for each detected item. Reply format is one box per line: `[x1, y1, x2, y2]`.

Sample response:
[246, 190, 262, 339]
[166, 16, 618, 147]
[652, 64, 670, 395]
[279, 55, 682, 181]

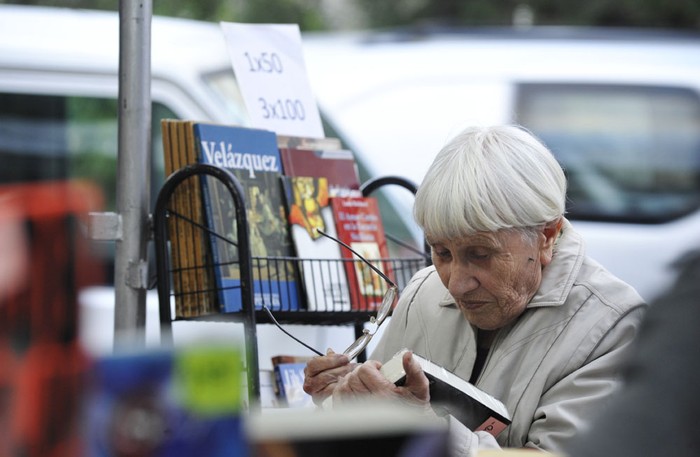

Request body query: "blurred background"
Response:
[1, 0, 699, 353]
[0, 1, 699, 453]
[2, 0, 700, 30]
[0, 0, 698, 348]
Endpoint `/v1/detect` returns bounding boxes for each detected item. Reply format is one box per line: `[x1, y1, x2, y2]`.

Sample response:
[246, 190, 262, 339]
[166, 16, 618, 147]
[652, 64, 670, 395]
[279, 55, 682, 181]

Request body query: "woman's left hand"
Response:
[332, 350, 432, 412]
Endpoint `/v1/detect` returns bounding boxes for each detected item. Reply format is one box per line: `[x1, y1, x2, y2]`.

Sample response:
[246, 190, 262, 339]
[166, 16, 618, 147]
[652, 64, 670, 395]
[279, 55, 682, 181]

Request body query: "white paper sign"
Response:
[220, 22, 325, 138]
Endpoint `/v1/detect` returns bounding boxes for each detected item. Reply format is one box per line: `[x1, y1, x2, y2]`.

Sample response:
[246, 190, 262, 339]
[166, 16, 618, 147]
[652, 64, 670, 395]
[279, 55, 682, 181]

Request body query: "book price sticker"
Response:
[220, 22, 325, 139]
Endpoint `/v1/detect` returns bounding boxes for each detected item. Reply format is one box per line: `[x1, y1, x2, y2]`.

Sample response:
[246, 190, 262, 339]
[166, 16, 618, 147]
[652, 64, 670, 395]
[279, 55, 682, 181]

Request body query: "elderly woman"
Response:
[303, 125, 647, 456]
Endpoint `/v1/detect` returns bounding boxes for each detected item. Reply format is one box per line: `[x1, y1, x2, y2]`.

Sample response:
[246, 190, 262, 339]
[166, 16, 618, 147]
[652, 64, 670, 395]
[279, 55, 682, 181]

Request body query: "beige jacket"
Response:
[371, 220, 647, 456]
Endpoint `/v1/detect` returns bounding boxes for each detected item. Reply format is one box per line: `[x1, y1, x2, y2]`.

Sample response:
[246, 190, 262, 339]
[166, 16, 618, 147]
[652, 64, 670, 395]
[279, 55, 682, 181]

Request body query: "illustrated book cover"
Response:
[380, 349, 511, 437]
[330, 196, 393, 311]
[273, 362, 314, 408]
[193, 122, 300, 312]
[281, 175, 351, 311]
[270, 354, 313, 397]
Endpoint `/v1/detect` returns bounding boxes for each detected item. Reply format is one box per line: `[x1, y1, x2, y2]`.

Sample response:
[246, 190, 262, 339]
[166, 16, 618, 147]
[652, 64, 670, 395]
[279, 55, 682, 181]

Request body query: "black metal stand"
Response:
[152, 165, 429, 401]
[153, 163, 259, 400]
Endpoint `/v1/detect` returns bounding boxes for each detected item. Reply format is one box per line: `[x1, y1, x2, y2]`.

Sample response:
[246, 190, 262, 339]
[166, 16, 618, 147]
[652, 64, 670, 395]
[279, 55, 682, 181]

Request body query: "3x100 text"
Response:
[258, 97, 306, 121]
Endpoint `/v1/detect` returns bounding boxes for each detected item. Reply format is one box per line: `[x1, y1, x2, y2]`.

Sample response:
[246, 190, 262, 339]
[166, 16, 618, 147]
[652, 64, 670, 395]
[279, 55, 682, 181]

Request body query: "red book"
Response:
[330, 196, 394, 311]
[279, 147, 361, 197]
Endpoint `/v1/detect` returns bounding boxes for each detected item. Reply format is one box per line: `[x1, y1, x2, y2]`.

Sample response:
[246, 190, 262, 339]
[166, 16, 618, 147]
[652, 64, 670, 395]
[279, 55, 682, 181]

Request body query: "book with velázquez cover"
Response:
[161, 120, 219, 318]
[330, 196, 394, 312]
[192, 122, 300, 312]
[281, 176, 351, 311]
[380, 349, 511, 437]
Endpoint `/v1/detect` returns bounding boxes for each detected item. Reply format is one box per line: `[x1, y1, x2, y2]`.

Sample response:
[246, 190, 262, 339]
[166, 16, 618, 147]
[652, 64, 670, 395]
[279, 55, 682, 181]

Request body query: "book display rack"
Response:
[152, 163, 429, 401]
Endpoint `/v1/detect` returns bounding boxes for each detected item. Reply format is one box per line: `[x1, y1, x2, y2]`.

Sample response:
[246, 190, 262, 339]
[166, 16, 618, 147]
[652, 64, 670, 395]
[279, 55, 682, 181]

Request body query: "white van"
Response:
[301, 27, 700, 303]
[2, 6, 699, 356]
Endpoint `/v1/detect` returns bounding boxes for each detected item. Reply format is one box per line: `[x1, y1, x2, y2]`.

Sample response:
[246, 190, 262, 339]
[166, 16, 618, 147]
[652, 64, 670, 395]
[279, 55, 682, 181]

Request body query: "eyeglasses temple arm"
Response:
[316, 228, 397, 288]
[262, 305, 324, 356]
[383, 231, 431, 261]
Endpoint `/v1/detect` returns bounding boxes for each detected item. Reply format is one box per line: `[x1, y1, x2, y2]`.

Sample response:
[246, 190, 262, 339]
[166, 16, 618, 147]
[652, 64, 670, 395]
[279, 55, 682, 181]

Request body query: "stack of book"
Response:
[160, 120, 399, 316]
[161, 120, 219, 318]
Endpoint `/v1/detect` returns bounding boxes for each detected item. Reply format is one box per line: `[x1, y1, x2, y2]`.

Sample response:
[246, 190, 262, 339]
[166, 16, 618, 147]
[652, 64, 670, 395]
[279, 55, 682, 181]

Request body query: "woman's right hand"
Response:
[303, 349, 356, 405]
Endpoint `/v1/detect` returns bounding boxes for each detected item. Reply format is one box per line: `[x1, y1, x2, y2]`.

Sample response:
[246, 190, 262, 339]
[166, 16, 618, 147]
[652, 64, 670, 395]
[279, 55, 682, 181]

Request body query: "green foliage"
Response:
[354, 0, 700, 29]
[0, 0, 698, 29]
[237, 0, 326, 30]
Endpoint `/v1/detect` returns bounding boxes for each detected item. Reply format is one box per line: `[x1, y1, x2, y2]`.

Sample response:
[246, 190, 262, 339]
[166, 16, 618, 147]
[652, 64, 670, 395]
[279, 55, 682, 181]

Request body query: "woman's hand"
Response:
[332, 350, 432, 412]
[303, 350, 356, 405]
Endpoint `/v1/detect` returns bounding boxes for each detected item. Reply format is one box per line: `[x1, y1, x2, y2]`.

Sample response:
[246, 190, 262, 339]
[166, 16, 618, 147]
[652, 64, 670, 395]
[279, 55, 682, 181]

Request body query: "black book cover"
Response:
[380, 349, 511, 437]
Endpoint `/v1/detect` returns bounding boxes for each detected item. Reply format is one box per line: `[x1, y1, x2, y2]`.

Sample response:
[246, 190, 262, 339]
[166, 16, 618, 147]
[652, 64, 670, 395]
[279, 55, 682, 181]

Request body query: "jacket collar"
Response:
[436, 218, 584, 309]
[527, 218, 584, 308]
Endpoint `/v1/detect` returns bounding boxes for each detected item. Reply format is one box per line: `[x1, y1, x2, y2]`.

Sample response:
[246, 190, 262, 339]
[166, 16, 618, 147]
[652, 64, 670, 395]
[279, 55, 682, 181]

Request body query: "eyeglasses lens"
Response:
[343, 329, 371, 360]
[372, 286, 397, 326]
[344, 286, 397, 359]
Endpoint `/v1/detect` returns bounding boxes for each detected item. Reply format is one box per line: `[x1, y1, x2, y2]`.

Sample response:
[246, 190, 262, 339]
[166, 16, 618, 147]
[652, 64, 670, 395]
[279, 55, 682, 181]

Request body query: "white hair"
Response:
[414, 125, 566, 240]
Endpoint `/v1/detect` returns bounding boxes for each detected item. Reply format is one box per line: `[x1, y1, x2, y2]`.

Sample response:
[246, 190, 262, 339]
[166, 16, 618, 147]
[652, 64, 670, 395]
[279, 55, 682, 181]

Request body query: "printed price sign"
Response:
[221, 22, 325, 138]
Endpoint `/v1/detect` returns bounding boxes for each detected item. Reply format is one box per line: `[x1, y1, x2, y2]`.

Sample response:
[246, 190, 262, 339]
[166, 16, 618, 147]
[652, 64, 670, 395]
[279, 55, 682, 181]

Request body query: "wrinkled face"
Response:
[429, 226, 558, 330]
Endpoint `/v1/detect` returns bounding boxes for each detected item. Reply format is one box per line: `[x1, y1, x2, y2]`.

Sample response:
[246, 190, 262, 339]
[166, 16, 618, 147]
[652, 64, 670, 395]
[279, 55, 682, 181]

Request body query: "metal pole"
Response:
[114, 0, 152, 348]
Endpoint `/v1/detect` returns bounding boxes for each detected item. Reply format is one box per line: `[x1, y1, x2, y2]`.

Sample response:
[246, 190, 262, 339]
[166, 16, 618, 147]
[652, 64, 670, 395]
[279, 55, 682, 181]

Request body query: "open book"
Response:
[380, 349, 511, 437]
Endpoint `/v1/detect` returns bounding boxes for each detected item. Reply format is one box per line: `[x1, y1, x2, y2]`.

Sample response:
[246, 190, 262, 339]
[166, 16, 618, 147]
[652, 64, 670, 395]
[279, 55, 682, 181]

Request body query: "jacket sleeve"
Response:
[565, 251, 700, 457]
[447, 417, 502, 456]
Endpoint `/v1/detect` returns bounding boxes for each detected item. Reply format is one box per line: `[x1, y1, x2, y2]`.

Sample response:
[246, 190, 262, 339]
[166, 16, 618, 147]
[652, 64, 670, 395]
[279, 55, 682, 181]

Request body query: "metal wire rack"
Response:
[152, 163, 428, 399]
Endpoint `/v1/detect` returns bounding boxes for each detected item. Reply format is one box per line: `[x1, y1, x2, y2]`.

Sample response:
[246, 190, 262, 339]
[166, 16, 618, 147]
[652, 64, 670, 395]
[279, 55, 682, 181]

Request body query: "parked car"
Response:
[2, 5, 699, 359]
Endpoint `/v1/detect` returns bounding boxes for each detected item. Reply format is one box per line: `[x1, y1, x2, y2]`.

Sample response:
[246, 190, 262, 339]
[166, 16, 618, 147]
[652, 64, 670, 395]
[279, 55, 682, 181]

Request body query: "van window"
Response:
[0, 93, 173, 212]
[202, 69, 249, 124]
[0, 92, 176, 284]
[516, 84, 700, 223]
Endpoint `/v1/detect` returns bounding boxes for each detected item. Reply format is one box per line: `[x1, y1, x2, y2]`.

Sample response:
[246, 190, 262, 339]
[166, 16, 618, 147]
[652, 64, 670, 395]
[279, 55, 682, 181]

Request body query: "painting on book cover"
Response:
[212, 162, 299, 311]
[283, 176, 351, 311]
[349, 241, 386, 298]
[193, 122, 299, 312]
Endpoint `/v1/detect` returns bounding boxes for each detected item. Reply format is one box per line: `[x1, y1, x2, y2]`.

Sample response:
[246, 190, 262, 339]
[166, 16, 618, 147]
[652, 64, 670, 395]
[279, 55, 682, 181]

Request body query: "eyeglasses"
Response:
[263, 228, 398, 361]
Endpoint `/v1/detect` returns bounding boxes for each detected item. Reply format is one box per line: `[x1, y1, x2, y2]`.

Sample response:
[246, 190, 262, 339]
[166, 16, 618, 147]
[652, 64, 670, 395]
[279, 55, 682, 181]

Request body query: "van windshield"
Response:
[517, 83, 700, 223]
